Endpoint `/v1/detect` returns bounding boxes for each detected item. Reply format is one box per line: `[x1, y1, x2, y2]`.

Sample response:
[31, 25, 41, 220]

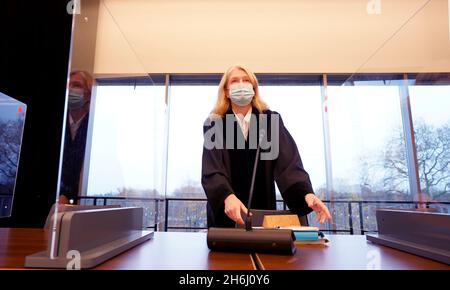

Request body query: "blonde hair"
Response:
[211, 65, 268, 117]
[70, 70, 94, 95]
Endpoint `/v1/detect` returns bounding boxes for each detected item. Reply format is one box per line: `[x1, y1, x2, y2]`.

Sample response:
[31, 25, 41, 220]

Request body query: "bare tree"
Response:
[382, 127, 410, 195]
[170, 180, 207, 229]
[383, 120, 450, 200]
[172, 179, 204, 198]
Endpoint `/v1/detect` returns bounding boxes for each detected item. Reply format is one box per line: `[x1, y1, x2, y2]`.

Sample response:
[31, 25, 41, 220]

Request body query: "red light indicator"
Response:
[18, 106, 23, 113]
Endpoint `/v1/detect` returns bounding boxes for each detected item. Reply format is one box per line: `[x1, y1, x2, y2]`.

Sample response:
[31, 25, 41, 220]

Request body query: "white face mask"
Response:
[228, 83, 255, 106]
[68, 88, 86, 109]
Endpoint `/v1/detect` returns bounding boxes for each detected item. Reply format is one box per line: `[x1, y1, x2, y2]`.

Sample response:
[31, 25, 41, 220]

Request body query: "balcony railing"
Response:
[75, 196, 450, 235]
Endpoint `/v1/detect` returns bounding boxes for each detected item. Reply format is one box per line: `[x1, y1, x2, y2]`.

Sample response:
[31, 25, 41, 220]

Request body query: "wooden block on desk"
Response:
[262, 214, 301, 228]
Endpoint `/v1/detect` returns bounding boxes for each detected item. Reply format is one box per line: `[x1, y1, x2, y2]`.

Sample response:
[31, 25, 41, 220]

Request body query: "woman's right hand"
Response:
[224, 194, 248, 225]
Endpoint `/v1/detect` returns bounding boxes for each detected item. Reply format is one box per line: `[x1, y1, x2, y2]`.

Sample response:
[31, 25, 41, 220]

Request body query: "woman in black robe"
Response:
[202, 65, 331, 228]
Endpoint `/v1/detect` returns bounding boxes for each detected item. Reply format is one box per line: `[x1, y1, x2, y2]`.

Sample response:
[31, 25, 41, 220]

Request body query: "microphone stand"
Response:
[245, 129, 265, 231]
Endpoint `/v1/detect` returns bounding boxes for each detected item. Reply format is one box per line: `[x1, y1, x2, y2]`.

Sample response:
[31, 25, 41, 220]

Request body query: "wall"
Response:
[71, 0, 100, 74]
[90, 0, 450, 74]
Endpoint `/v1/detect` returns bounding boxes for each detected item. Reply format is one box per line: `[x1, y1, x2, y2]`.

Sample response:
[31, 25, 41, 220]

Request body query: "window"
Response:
[326, 77, 410, 233]
[327, 79, 409, 199]
[165, 84, 218, 230]
[409, 74, 450, 208]
[166, 200, 208, 231]
[82, 74, 450, 233]
[86, 84, 166, 198]
[259, 84, 326, 198]
[166, 85, 218, 199]
[165, 77, 326, 228]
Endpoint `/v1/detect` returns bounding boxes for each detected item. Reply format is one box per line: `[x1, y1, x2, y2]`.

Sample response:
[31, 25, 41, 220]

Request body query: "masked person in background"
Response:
[59, 71, 93, 204]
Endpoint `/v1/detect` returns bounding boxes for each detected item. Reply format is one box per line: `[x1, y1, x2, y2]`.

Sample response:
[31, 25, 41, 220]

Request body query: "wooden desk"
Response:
[3, 230, 447, 270]
[254, 235, 450, 270]
[0, 228, 255, 270]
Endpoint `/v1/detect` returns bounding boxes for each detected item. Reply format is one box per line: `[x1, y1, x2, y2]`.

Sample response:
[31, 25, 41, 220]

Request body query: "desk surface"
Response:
[0, 228, 255, 270]
[255, 235, 450, 270]
[2, 229, 449, 270]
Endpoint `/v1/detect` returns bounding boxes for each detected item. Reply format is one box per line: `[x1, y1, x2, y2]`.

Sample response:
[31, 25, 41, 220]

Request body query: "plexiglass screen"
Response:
[50, 0, 450, 258]
[50, 0, 164, 259]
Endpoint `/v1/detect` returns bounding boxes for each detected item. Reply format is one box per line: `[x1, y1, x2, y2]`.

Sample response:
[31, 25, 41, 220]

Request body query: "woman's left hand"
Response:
[305, 193, 332, 224]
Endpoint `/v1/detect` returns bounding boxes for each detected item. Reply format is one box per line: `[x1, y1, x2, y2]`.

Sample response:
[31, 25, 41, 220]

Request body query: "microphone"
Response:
[207, 124, 296, 255]
[245, 129, 265, 231]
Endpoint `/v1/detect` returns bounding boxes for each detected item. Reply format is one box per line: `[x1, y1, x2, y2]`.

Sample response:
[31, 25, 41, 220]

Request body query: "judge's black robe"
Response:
[60, 113, 89, 201]
[201, 107, 314, 228]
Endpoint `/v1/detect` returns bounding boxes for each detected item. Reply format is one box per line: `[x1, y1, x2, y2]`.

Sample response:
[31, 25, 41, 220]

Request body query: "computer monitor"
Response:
[0, 92, 27, 218]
